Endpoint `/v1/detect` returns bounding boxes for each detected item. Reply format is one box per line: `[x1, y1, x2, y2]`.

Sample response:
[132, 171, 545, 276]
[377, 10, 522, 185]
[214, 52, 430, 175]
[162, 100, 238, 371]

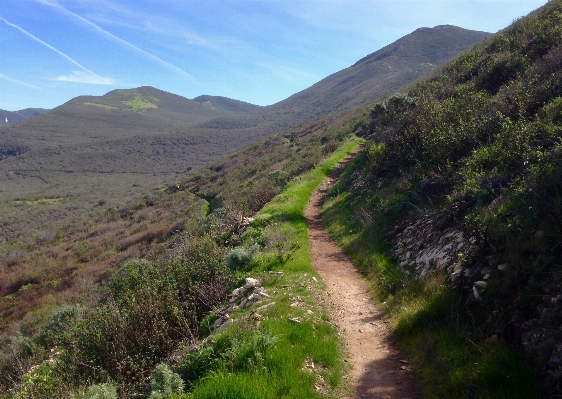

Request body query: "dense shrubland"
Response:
[0, 109, 357, 397]
[323, 1, 562, 397]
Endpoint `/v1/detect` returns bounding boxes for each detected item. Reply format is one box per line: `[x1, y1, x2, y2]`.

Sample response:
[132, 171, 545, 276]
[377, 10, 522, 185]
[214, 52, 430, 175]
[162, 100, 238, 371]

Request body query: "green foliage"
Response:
[183, 141, 360, 397]
[178, 326, 280, 387]
[16, 363, 62, 399]
[39, 304, 85, 346]
[78, 383, 118, 399]
[226, 244, 259, 271]
[149, 363, 184, 399]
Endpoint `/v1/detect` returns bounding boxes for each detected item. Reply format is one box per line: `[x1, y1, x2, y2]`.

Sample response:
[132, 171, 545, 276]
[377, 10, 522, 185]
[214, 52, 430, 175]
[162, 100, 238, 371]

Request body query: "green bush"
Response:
[80, 383, 118, 399]
[149, 363, 184, 399]
[226, 244, 259, 271]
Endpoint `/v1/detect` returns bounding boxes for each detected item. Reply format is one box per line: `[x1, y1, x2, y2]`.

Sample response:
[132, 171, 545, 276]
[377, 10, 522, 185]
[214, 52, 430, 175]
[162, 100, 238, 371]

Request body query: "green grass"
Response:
[12, 197, 67, 206]
[83, 102, 118, 110]
[184, 138, 362, 398]
[121, 93, 159, 112]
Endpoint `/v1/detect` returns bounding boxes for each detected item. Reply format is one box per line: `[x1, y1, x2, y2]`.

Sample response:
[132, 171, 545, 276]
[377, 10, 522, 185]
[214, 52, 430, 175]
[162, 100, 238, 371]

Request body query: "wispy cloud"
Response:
[36, 0, 200, 84]
[53, 71, 115, 85]
[0, 16, 103, 80]
[0, 73, 44, 90]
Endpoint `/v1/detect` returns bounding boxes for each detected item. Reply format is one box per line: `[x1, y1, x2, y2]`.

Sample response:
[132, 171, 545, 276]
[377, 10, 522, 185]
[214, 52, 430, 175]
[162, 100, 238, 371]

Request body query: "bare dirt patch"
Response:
[305, 150, 422, 399]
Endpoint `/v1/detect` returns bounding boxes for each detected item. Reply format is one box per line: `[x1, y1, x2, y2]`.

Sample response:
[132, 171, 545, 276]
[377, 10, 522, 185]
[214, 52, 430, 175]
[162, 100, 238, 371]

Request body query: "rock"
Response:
[244, 277, 259, 288]
[212, 317, 224, 330]
[256, 302, 275, 312]
[472, 286, 482, 302]
[498, 263, 510, 271]
[474, 281, 487, 292]
[217, 318, 233, 331]
[248, 293, 262, 302]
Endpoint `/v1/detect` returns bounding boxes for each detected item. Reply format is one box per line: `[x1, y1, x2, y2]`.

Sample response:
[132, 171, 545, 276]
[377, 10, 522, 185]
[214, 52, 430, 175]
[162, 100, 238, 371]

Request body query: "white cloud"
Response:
[0, 16, 103, 79]
[53, 71, 115, 85]
[0, 73, 44, 90]
[36, 0, 200, 84]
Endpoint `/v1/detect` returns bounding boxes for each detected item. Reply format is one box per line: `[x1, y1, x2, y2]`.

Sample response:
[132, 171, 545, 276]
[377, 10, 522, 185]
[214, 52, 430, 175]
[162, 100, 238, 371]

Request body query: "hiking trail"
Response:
[305, 150, 422, 399]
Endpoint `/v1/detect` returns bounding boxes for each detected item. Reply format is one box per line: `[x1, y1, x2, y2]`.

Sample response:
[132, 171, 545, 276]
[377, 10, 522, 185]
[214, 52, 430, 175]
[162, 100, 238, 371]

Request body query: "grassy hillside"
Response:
[192, 95, 262, 113]
[323, 1, 562, 397]
[0, 87, 254, 244]
[0, 101, 363, 343]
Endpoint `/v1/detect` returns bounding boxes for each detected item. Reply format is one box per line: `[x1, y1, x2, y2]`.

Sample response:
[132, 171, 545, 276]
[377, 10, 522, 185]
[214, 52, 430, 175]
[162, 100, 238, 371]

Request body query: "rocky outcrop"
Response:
[390, 211, 562, 392]
[391, 212, 477, 283]
[210, 277, 270, 332]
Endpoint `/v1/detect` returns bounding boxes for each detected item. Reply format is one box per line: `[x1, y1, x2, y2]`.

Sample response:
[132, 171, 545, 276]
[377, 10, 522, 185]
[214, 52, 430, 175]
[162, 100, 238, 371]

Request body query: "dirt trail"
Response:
[305, 150, 422, 399]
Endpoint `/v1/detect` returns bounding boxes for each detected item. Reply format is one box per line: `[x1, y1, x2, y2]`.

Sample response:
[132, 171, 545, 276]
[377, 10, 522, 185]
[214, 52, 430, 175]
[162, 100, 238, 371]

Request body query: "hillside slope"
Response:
[0, 26, 489, 244]
[324, 1, 562, 396]
[0, 108, 49, 127]
[196, 25, 490, 133]
[192, 95, 262, 113]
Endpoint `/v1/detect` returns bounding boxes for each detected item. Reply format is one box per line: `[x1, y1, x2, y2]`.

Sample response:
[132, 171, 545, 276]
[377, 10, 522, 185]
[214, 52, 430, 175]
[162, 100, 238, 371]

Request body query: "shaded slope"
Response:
[0, 108, 49, 127]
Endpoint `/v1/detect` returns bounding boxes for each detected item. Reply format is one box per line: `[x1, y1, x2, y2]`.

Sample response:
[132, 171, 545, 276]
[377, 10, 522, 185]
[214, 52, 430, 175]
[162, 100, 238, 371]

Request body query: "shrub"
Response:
[39, 304, 85, 346]
[78, 383, 118, 399]
[226, 244, 259, 271]
[149, 363, 184, 399]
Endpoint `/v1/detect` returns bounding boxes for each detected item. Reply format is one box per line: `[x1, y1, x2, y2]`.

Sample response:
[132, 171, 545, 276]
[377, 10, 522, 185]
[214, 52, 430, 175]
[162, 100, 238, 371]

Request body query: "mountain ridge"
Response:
[0, 108, 49, 127]
[0, 24, 491, 244]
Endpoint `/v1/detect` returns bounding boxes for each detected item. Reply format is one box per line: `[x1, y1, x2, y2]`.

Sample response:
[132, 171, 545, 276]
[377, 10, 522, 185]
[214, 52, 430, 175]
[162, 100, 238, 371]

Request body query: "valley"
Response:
[0, 25, 489, 243]
[2, 2, 562, 396]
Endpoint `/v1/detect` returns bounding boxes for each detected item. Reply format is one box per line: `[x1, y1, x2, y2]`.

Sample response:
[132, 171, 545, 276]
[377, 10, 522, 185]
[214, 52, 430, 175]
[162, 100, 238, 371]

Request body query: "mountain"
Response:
[0, 108, 49, 127]
[0, 25, 490, 244]
[192, 95, 262, 113]
[195, 25, 491, 134]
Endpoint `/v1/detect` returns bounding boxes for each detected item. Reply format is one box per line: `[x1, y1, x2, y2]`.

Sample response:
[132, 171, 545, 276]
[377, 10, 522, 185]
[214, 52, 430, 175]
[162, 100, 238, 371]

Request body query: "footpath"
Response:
[305, 151, 422, 399]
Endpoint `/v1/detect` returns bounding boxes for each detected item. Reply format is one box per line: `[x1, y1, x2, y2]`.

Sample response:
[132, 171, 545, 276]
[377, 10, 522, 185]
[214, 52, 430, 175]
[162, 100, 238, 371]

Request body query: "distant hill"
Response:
[193, 95, 262, 113]
[0, 108, 49, 126]
[0, 25, 490, 243]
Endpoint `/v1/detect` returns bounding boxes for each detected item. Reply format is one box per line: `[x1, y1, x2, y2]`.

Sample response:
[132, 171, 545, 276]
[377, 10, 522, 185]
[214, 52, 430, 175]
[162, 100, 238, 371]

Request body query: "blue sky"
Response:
[0, 0, 548, 111]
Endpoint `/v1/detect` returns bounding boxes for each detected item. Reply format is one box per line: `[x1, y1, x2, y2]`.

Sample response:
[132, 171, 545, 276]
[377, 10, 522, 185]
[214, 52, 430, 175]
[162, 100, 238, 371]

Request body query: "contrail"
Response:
[37, 0, 199, 83]
[0, 16, 102, 79]
[0, 73, 44, 90]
